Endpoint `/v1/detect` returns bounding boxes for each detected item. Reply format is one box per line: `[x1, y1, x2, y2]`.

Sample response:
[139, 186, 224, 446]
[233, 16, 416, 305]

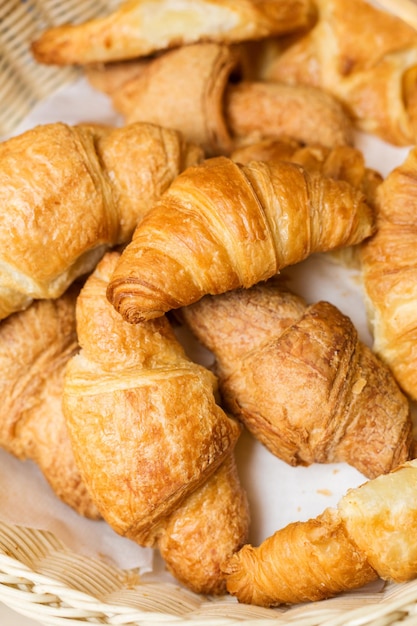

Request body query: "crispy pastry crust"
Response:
[31, 0, 316, 66]
[0, 121, 202, 320]
[253, 0, 417, 145]
[63, 252, 248, 594]
[0, 286, 99, 518]
[225, 459, 417, 606]
[107, 156, 375, 323]
[360, 147, 417, 401]
[181, 282, 414, 478]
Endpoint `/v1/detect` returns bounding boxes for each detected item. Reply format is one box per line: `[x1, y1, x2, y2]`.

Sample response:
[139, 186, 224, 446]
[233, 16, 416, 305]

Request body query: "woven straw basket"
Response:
[2, 1, 417, 625]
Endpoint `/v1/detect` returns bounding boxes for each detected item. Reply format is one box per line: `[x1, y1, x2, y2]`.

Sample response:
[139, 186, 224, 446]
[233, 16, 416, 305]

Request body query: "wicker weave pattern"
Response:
[1, 520, 417, 626]
[0, 0, 120, 137]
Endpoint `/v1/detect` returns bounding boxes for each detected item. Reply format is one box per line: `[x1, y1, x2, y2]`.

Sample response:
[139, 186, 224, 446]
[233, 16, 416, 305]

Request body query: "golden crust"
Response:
[256, 0, 417, 145]
[225, 460, 417, 606]
[360, 147, 417, 401]
[31, 0, 316, 66]
[107, 156, 375, 323]
[63, 252, 248, 593]
[0, 286, 99, 519]
[181, 282, 414, 478]
[0, 121, 202, 320]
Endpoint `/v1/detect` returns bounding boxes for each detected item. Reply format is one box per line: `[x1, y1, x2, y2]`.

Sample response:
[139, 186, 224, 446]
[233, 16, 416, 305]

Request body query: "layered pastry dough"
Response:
[107, 156, 375, 323]
[0, 286, 99, 518]
[225, 459, 417, 606]
[251, 0, 417, 145]
[181, 281, 414, 479]
[0, 121, 202, 320]
[360, 146, 417, 401]
[89, 42, 354, 155]
[31, 0, 316, 65]
[63, 252, 249, 594]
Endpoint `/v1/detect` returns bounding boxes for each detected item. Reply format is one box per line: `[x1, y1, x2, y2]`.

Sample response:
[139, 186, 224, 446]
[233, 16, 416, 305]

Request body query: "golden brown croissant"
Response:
[0, 285, 99, 519]
[225, 458, 417, 606]
[31, 0, 316, 66]
[180, 281, 414, 479]
[107, 155, 375, 324]
[62, 251, 249, 594]
[231, 138, 382, 206]
[248, 0, 417, 145]
[230, 138, 383, 268]
[360, 146, 417, 401]
[0, 121, 202, 321]
[93, 42, 353, 155]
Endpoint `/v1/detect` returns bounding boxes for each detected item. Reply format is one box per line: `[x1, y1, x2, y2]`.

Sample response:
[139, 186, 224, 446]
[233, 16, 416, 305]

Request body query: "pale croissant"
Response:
[31, 0, 316, 66]
[225, 458, 417, 606]
[360, 146, 417, 402]
[0, 285, 99, 519]
[0, 121, 202, 321]
[107, 155, 375, 324]
[248, 0, 417, 145]
[180, 281, 414, 479]
[90, 42, 353, 155]
[63, 252, 249, 595]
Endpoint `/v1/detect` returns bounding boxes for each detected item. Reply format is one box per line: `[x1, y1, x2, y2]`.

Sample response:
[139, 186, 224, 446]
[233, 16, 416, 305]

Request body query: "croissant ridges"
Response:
[0, 285, 99, 519]
[360, 146, 417, 401]
[225, 458, 417, 607]
[107, 156, 375, 324]
[250, 0, 417, 145]
[62, 251, 249, 595]
[90, 41, 354, 155]
[180, 281, 414, 479]
[0, 120, 202, 321]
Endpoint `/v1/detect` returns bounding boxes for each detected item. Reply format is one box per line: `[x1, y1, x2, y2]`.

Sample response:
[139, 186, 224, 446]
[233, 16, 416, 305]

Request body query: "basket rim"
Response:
[1, 519, 417, 626]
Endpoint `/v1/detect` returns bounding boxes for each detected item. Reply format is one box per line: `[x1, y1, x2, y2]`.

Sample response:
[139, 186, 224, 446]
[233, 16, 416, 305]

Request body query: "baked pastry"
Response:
[250, 0, 417, 145]
[360, 146, 417, 401]
[181, 281, 414, 479]
[225, 458, 417, 606]
[31, 0, 316, 65]
[0, 121, 202, 320]
[89, 42, 353, 155]
[0, 285, 99, 519]
[63, 252, 249, 594]
[107, 155, 375, 323]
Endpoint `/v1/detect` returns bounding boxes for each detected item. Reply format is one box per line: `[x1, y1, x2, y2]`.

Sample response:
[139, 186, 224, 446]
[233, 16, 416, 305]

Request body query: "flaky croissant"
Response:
[107, 155, 375, 324]
[62, 252, 249, 595]
[0, 121, 202, 321]
[31, 0, 316, 66]
[0, 285, 99, 519]
[91, 42, 353, 155]
[180, 281, 414, 479]
[360, 146, 417, 402]
[248, 0, 417, 145]
[231, 138, 382, 206]
[225, 458, 417, 606]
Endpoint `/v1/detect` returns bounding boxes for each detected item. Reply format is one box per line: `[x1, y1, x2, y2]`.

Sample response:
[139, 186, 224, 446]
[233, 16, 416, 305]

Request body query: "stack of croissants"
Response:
[2, 0, 417, 609]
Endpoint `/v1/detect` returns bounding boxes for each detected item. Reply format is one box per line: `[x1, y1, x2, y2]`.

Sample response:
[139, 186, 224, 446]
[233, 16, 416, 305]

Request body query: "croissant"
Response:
[225, 458, 417, 606]
[107, 155, 375, 324]
[0, 121, 202, 321]
[180, 281, 414, 479]
[91, 42, 353, 155]
[248, 0, 417, 145]
[31, 0, 316, 66]
[360, 146, 417, 401]
[230, 138, 382, 206]
[62, 251, 249, 594]
[0, 285, 99, 519]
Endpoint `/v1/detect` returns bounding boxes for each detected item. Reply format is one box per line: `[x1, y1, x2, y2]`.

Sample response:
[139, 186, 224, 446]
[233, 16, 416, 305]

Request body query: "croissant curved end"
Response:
[106, 279, 170, 323]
